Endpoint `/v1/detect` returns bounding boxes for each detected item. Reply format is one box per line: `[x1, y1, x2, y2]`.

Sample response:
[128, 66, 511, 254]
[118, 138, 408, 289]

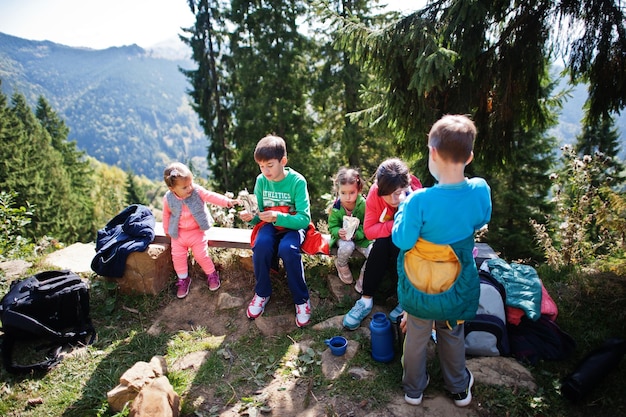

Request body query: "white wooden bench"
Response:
[110, 223, 332, 295]
[155, 222, 332, 251]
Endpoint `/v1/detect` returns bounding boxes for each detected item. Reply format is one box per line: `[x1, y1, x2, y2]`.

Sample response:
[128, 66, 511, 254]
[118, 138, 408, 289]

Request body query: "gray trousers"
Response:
[335, 239, 371, 269]
[402, 314, 469, 397]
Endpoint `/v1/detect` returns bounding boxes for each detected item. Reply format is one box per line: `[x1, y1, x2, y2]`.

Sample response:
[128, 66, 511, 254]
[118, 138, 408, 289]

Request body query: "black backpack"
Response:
[507, 314, 576, 365]
[0, 270, 97, 374]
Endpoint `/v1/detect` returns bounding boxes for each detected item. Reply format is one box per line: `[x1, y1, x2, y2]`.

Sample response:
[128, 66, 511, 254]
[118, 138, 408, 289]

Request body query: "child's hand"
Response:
[239, 210, 254, 222]
[399, 311, 407, 334]
[227, 198, 242, 208]
[338, 228, 347, 240]
[258, 210, 278, 223]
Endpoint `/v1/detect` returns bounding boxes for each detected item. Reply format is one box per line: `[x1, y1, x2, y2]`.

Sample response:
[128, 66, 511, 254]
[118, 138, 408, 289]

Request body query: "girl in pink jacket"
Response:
[163, 162, 239, 298]
[343, 158, 422, 330]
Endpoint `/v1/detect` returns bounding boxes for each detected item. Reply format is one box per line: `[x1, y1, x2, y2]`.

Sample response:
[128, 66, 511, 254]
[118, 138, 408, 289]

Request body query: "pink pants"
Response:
[170, 227, 215, 277]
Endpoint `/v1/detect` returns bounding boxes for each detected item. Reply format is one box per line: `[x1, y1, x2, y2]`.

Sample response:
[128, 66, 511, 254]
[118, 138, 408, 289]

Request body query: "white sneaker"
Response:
[405, 373, 430, 406]
[246, 294, 270, 319]
[295, 300, 311, 328]
[404, 393, 423, 406]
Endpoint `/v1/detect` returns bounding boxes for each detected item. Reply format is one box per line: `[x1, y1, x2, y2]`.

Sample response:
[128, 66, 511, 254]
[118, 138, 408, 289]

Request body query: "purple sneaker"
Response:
[207, 271, 221, 291]
[176, 277, 191, 299]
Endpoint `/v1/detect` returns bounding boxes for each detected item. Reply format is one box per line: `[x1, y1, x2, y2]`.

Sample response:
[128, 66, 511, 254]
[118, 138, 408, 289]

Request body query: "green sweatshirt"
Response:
[327, 194, 371, 248]
[250, 167, 311, 230]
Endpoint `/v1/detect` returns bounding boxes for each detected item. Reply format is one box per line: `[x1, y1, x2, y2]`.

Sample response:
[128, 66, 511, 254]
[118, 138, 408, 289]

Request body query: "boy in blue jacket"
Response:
[392, 115, 492, 407]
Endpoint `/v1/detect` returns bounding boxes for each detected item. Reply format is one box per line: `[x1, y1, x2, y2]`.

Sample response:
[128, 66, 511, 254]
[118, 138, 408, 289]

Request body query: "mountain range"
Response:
[0, 32, 624, 181]
[0, 32, 206, 180]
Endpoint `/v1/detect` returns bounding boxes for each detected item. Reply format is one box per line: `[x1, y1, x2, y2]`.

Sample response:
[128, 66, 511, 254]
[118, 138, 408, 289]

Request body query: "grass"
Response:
[1, 251, 625, 416]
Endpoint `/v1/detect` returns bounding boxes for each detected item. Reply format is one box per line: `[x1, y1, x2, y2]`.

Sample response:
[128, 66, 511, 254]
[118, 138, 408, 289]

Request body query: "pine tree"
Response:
[331, 1, 576, 259]
[6, 93, 70, 240]
[0, 92, 97, 243]
[489, 127, 557, 261]
[35, 96, 96, 241]
[181, 0, 232, 188]
[0, 83, 23, 189]
[227, 0, 320, 197]
[309, 0, 397, 182]
[125, 170, 147, 205]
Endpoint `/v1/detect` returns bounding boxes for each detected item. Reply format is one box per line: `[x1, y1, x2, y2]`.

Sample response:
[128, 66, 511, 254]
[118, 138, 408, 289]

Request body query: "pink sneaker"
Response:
[176, 277, 191, 299]
[295, 299, 312, 328]
[207, 271, 221, 291]
[335, 259, 353, 284]
[247, 294, 270, 319]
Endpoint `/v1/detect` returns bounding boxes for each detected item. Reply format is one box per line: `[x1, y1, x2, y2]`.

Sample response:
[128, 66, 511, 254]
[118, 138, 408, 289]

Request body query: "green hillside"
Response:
[0, 32, 206, 180]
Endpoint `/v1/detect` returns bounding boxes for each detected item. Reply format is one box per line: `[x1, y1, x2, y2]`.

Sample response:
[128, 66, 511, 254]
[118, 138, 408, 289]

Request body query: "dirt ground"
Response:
[17, 245, 530, 417]
[144, 253, 492, 417]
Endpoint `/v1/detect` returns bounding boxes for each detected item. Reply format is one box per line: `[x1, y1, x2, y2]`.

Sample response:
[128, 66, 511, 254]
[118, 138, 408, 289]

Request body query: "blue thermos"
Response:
[370, 312, 395, 362]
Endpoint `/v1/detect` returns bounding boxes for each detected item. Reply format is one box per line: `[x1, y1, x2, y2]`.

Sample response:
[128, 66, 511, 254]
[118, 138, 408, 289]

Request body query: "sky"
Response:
[0, 0, 419, 50]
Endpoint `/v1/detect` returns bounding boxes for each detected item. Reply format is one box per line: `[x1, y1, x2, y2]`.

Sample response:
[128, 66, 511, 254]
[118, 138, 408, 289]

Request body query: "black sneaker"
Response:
[451, 369, 474, 407]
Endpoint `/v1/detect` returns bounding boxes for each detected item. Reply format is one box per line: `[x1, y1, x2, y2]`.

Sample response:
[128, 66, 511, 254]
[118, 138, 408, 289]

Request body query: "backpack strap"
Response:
[3, 309, 71, 340]
[2, 336, 63, 374]
[1, 310, 97, 374]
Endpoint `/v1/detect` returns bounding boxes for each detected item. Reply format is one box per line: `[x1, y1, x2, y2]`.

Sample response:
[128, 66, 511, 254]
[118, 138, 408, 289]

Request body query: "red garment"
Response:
[363, 174, 422, 240]
[507, 280, 559, 325]
[250, 206, 329, 255]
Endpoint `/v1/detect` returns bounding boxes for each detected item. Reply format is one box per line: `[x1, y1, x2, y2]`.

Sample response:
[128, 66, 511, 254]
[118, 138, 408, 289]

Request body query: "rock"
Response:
[217, 292, 244, 310]
[0, 259, 32, 279]
[106, 237, 174, 295]
[467, 356, 537, 391]
[120, 361, 162, 390]
[254, 314, 296, 336]
[348, 366, 373, 380]
[149, 356, 168, 376]
[238, 254, 254, 272]
[129, 375, 180, 417]
[107, 383, 138, 413]
[385, 394, 480, 417]
[171, 350, 210, 371]
[107, 356, 173, 413]
[43, 242, 94, 273]
[311, 315, 344, 331]
[321, 340, 359, 380]
[326, 273, 360, 302]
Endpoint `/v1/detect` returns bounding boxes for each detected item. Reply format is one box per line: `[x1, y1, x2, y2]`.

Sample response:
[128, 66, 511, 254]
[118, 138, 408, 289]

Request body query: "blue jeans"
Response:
[252, 224, 309, 304]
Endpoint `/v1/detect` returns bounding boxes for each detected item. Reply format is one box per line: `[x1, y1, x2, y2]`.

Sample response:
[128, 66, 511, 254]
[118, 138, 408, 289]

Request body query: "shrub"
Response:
[532, 145, 626, 269]
[0, 191, 35, 260]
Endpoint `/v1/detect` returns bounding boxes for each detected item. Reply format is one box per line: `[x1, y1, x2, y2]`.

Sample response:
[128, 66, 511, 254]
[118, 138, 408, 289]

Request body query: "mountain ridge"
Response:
[0, 32, 206, 180]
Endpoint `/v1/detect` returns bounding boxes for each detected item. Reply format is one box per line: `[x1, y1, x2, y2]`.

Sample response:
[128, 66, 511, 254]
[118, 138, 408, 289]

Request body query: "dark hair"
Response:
[254, 135, 287, 162]
[376, 158, 410, 196]
[428, 114, 476, 163]
[163, 162, 192, 187]
[334, 167, 363, 192]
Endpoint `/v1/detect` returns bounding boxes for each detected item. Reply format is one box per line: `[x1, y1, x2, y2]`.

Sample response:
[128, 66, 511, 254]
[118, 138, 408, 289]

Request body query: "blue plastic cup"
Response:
[325, 336, 348, 356]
